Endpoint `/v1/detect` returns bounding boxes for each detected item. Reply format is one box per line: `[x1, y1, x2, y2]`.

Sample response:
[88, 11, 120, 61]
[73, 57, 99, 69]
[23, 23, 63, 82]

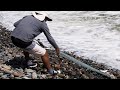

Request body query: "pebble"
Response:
[82, 74, 89, 79]
[24, 68, 35, 73]
[58, 74, 65, 78]
[14, 77, 22, 79]
[3, 57, 8, 61]
[0, 73, 3, 76]
[32, 72, 37, 79]
[71, 71, 76, 76]
[1, 64, 11, 70]
[25, 73, 32, 78]
[65, 75, 69, 79]
[40, 74, 46, 79]
[15, 68, 24, 72]
[15, 55, 21, 58]
[54, 64, 61, 70]
[105, 72, 117, 79]
[7, 54, 13, 59]
[0, 52, 5, 56]
[22, 76, 31, 79]
[1, 74, 8, 79]
[10, 74, 14, 78]
[57, 70, 61, 74]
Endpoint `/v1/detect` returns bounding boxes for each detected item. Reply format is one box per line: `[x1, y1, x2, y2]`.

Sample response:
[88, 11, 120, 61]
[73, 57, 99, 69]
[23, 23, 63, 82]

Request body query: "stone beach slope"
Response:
[0, 25, 120, 79]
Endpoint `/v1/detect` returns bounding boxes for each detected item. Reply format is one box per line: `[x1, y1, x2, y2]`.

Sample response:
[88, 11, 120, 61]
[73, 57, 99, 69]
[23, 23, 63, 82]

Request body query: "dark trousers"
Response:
[11, 36, 32, 48]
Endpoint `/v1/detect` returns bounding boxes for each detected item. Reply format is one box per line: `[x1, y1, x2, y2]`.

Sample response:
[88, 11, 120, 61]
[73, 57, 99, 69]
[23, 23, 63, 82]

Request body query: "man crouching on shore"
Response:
[10, 11, 60, 75]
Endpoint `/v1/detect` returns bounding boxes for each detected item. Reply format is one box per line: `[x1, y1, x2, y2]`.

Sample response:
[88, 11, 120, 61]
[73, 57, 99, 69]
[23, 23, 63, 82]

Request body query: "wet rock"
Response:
[12, 71, 24, 77]
[57, 70, 61, 74]
[15, 55, 21, 58]
[22, 76, 31, 79]
[40, 74, 46, 79]
[1, 74, 8, 79]
[81, 74, 90, 79]
[25, 73, 32, 78]
[7, 54, 13, 59]
[15, 68, 24, 72]
[24, 68, 35, 73]
[0, 73, 3, 76]
[65, 75, 69, 79]
[14, 77, 22, 79]
[32, 72, 37, 79]
[54, 64, 61, 70]
[10, 74, 14, 78]
[62, 67, 66, 71]
[0, 54, 3, 58]
[0, 64, 11, 70]
[0, 51, 5, 56]
[8, 49, 13, 54]
[3, 57, 8, 61]
[71, 71, 76, 76]
[58, 74, 65, 78]
[105, 72, 117, 79]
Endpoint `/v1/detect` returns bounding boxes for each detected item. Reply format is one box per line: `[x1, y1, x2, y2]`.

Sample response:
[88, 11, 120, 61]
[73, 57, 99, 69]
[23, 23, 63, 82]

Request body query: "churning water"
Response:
[1, 11, 120, 70]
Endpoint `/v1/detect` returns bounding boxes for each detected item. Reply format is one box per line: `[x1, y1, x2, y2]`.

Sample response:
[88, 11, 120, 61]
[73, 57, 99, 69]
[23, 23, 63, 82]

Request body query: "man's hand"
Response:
[55, 48, 60, 57]
[55, 48, 62, 69]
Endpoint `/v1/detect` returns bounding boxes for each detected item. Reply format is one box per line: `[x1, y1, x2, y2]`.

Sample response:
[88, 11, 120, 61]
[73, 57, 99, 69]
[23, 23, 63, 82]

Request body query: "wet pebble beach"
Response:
[0, 25, 120, 79]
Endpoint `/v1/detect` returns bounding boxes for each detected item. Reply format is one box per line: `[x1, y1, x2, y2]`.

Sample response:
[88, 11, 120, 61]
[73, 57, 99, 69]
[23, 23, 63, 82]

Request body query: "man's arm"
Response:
[42, 23, 59, 49]
[43, 26, 60, 57]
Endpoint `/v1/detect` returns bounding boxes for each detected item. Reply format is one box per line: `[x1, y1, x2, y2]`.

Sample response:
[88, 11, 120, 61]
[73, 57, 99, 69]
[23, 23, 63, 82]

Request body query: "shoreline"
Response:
[0, 25, 120, 79]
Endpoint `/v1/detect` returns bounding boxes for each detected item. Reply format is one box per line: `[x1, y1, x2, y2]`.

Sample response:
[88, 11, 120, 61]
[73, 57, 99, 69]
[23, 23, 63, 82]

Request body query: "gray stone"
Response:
[1, 74, 8, 79]
[0, 51, 5, 56]
[0, 54, 3, 57]
[58, 74, 65, 78]
[7, 54, 13, 59]
[65, 75, 69, 79]
[8, 49, 13, 54]
[0, 73, 3, 76]
[22, 76, 31, 79]
[40, 74, 46, 79]
[1, 64, 11, 70]
[15, 55, 21, 58]
[24, 68, 35, 73]
[15, 77, 22, 79]
[25, 73, 32, 78]
[3, 57, 8, 61]
[82, 74, 89, 79]
[10, 74, 14, 78]
[15, 68, 24, 72]
[71, 71, 76, 76]
[32, 72, 37, 79]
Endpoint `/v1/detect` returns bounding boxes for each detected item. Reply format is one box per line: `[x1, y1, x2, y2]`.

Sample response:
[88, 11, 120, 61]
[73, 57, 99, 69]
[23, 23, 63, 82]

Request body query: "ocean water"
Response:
[1, 11, 120, 70]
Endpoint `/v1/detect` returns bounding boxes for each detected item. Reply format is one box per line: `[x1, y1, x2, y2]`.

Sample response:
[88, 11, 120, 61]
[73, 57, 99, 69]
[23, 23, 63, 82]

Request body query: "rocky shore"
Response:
[0, 25, 120, 79]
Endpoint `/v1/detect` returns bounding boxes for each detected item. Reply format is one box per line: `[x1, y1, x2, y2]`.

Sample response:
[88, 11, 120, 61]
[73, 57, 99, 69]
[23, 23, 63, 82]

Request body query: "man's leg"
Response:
[41, 51, 57, 75]
[23, 51, 30, 60]
[24, 42, 57, 74]
[41, 51, 52, 71]
[23, 50, 37, 67]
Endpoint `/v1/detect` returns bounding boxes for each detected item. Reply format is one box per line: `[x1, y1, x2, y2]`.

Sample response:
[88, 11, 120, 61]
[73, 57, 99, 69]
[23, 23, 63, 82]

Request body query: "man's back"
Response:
[11, 15, 43, 42]
[11, 14, 58, 49]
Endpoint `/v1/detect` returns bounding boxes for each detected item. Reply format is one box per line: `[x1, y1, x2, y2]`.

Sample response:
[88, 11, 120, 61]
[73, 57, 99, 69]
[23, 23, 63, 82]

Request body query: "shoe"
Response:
[48, 69, 58, 75]
[27, 60, 37, 68]
[53, 70, 58, 75]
